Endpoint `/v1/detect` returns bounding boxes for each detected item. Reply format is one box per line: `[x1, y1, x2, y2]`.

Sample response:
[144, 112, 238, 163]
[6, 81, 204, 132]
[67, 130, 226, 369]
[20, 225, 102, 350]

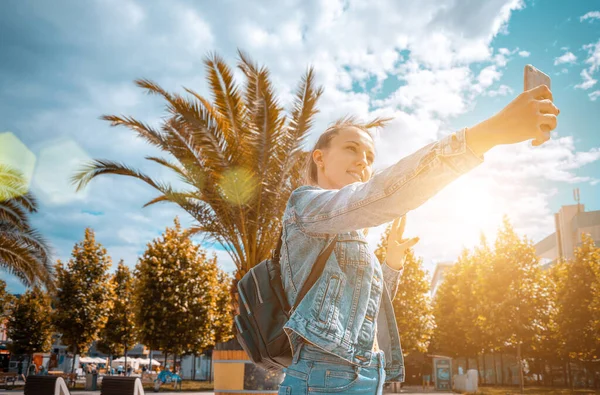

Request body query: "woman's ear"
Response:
[313, 149, 324, 169]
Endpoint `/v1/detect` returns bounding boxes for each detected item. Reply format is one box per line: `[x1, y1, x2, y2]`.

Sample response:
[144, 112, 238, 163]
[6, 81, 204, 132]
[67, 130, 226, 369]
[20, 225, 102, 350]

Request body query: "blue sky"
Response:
[1, 0, 599, 294]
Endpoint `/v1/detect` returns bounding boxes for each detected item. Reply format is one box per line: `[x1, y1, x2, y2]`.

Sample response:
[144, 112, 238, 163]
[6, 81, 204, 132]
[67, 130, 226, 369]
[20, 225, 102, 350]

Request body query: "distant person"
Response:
[421, 359, 433, 390]
[17, 360, 24, 382]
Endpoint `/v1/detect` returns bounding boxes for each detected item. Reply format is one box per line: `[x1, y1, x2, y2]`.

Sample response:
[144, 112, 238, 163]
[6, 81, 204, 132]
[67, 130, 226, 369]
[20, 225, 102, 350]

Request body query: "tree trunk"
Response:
[585, 361, 590, 389]
[164, 352, 168, 369]
[124, 343, 128, 376]
[493, 350, 498, 386]
[192, 352, 196, 380]
[475, 354, 480, 383]
[567, 360, 573, 391]
[482, 352, 487, 385]
[500, 352, 505, 385]
[517, 343, 524, 394]
[71, 346, 78, 375]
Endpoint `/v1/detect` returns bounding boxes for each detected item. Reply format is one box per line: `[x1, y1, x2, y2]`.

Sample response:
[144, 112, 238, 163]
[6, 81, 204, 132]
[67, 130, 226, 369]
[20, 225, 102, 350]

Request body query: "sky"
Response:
[1, 0, 599, 294]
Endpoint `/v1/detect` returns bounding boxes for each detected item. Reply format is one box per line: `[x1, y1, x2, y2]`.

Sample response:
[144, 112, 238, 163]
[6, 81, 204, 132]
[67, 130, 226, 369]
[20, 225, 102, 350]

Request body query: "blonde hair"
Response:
[304, 116, 391, 238]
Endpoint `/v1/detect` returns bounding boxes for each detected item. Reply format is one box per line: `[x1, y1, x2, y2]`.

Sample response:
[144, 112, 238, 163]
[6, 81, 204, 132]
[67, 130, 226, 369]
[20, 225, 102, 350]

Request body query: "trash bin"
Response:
[85, 372, 98, 390]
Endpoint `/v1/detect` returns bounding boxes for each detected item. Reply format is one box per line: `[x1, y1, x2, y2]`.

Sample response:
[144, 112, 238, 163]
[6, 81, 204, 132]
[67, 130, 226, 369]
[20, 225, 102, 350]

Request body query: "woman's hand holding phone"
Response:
[466, 84, 560, 156]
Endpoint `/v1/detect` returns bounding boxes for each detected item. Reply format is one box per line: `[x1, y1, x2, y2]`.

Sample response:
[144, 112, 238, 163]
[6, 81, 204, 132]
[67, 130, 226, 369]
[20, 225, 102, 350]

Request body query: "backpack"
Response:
[234, 229, 337, 372]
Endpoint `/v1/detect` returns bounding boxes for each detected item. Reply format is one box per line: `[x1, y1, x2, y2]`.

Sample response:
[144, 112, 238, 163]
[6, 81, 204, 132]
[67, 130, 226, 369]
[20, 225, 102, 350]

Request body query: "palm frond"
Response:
[0, 198, 29, 230]
[101, 115, 168, 151]
[71, 159, 170, 193]
[0, 228, 55, 290]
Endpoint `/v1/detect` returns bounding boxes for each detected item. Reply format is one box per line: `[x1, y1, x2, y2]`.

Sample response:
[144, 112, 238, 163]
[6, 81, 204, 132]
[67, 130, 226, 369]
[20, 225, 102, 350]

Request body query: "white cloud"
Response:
[554, 51, 577, 65]
[576, 68, 598, 90]
[5, 0, 599, 282]
[589, 90, 600, 101]
[580, 11, 600, 22]
[518, 50, 530, 57]
[576, 39, 600, 93]
[488, 84, 513, 97]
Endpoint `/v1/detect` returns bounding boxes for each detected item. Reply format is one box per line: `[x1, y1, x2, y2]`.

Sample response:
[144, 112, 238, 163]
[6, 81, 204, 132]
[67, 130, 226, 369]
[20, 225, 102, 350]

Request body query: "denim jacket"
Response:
[280, 128, 483, 382]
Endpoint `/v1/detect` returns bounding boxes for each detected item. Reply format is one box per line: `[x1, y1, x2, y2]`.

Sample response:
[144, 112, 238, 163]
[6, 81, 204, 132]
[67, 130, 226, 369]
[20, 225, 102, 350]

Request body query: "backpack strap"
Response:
[292, 235, 337, 312]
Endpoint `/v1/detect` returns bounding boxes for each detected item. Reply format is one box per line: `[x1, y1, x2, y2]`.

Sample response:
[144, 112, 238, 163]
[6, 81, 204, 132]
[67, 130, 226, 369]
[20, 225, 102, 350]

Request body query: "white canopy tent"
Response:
[111, 357, 161, 370]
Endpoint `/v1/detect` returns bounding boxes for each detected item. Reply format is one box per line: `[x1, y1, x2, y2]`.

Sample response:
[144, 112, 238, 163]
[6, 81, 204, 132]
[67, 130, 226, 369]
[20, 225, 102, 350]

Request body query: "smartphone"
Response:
[524, 64, 552, 145]
[524, 64, 551, 91]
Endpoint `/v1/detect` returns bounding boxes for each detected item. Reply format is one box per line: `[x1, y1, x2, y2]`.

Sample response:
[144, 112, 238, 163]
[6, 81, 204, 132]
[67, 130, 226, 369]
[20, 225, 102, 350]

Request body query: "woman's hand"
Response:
[466, 84, 560, 155]
[385, 215, 419, 271]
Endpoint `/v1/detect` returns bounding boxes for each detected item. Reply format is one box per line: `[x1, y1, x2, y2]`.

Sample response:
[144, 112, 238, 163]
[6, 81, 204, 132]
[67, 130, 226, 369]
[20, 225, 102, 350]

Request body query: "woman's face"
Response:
[313, 126, 375, 190]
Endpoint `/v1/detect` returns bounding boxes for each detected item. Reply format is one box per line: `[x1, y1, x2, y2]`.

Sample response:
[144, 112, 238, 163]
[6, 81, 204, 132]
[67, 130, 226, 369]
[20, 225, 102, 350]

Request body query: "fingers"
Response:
[537, 99, 560, 115]
[397, 215, 406, 237]
[394, 237, 420, 251]
[528, 84, 553, 101]
[538, 113, 557, 132]
[532, 114, 555, 146]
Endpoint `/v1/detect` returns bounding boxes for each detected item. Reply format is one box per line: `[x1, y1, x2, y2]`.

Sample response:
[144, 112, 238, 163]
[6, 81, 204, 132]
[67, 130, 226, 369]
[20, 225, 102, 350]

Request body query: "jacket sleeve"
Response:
[382, 262, 402, 301]
[290, 128, 483, 236]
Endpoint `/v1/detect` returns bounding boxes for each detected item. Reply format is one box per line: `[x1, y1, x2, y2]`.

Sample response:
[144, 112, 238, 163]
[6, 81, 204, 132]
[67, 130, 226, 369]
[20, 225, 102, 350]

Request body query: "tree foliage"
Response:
[133, 218, 233, 357]
[72, 51, 327, 279]
[374, 223, 434, 355]
[6, 287, 53, 358]
[97, 260, 136, 357]
[53, 228, 113, 370]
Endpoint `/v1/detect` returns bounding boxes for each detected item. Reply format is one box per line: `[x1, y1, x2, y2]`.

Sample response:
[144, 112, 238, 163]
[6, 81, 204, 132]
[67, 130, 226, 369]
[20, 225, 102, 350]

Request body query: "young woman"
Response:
[277, 84, 559, 395]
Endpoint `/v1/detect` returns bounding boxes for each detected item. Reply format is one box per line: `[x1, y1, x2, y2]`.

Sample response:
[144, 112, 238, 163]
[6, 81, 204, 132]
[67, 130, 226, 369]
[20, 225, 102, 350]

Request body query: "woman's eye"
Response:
[347, 146, 357, 152]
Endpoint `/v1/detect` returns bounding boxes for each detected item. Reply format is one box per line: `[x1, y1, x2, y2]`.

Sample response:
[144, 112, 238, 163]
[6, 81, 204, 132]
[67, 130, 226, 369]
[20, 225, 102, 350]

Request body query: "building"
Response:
[534, 203, 600, 268]
[430, 262, 453, 298]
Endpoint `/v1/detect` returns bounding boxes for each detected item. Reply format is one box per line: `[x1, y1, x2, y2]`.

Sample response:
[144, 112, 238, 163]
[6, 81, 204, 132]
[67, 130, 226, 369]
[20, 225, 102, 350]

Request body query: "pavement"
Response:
[0, 392, 441, 395]
[0, 384, 440, 394]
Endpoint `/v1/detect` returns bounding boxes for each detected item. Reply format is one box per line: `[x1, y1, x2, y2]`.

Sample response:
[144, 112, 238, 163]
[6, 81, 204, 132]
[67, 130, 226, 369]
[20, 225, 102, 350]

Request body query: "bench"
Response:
[101, 376, 144, 395]
[0, 372, 18, 389]
[47, 371, 77, 387]
[24, 375, 70, 395]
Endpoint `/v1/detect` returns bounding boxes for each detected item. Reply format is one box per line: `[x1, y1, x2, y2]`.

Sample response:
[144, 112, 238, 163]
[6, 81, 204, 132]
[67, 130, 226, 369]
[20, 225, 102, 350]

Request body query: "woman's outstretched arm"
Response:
[289, 85, 559, 236]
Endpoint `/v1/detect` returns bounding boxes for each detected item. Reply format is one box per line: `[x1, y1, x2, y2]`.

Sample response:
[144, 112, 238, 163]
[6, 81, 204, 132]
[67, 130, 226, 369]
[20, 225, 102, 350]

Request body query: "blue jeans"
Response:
[278, 342, 386, 394]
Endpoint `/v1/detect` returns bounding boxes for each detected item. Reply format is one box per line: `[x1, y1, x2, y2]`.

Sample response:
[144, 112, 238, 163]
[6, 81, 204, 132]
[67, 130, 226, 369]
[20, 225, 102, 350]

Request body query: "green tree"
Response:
[555, 233, 600, 389]
[484, 217, 545, 392]
[374, 224, 433, 355]
[212, 268, 234, 344]
[134, 218, 231, 363]
[0, 164, 54, 290]
[430, 263, 464, 358]
[72, 51, 329, 284]
[0, 279, 14, 323]
[6, 288, 53, 372]
[97, 260, 136, 364]
[53, 228, 113, 373]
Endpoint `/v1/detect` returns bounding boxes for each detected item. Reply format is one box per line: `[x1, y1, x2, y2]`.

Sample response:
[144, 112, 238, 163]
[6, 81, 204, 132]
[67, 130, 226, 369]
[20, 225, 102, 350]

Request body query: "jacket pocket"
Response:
[317, 275, 342, 323]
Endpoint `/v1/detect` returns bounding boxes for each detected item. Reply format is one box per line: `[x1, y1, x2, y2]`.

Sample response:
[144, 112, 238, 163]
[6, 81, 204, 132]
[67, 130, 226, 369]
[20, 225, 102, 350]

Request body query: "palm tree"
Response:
[72, 51, 324, 281]
[0, 164, 54, 290]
